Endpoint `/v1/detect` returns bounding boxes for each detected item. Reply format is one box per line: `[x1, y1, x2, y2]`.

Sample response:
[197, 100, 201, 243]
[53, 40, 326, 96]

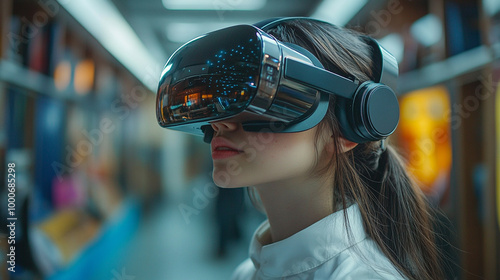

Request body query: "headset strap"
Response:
[253, 17, 399, 93]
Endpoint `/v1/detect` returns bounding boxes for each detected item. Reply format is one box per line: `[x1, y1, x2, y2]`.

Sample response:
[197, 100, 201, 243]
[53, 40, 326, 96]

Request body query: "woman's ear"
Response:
[337, 136, 358, 153]
[322, 130, 358, 154]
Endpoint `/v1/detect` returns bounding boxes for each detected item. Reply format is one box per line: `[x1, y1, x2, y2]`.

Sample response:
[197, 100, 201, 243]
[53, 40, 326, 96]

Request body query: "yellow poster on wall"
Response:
[398, 86, 453, 201]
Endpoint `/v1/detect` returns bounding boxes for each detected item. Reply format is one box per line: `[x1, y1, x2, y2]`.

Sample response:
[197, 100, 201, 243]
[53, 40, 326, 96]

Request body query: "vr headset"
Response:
[156, 17, 399, 143]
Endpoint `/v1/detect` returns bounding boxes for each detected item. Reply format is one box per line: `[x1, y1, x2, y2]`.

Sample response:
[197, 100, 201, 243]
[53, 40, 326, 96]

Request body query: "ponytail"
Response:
[329, 137, 443, 280]
[266, 19, 444, 280]
[359, 144, 443, 280]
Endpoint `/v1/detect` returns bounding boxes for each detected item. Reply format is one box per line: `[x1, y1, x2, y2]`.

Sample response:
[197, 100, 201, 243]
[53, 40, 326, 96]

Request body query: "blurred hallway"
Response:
[1, 0, 500, 279]
[121, 185, 265, 280]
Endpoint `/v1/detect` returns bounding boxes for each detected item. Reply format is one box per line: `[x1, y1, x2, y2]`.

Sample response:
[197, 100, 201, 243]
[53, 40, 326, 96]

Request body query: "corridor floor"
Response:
[120, 189, 264, 280]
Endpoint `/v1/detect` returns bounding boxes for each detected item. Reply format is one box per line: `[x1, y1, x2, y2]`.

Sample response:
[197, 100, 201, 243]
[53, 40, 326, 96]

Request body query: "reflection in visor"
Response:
[158, 26, 263, 125]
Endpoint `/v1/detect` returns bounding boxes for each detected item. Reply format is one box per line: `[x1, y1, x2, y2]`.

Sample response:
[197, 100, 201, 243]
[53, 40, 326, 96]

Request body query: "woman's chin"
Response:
[211, 170, 249, 188]
[214, 179, 246, 189]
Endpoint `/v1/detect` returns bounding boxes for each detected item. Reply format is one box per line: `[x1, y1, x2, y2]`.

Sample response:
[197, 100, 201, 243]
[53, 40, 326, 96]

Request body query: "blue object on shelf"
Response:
[47, 198, 141, 280]
[445, 1, 481, 56]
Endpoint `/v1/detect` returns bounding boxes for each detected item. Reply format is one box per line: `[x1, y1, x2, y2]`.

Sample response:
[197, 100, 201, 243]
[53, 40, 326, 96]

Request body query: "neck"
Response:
[254, 175, 334, 243]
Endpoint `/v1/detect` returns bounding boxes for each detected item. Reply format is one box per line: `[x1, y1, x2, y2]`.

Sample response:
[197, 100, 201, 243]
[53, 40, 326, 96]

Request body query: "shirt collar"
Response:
[249, 204, 367, 278]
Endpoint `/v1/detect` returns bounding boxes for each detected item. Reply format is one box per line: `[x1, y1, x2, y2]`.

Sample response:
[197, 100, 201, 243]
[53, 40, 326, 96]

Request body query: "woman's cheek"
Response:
[244, 147, 257, 162]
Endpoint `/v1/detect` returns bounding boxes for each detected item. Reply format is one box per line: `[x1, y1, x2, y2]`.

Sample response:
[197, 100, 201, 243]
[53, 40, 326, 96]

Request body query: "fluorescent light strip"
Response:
[310, 0, 368, 26]
[166, 22, 242, 43]
[57, 0, 159, 91]
[162, 0, 266, 10]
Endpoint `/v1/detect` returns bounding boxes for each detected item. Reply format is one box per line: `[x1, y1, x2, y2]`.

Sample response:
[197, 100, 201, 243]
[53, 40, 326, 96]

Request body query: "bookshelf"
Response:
[347, 0, 500, 279]
[0, 59, 88, 101]
[398, 42, 500, 93]
[0, 0, 162, 279]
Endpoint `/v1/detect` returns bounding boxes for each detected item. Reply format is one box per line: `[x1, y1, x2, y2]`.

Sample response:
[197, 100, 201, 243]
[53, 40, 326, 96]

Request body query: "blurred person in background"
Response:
[215, 186, 244, 258]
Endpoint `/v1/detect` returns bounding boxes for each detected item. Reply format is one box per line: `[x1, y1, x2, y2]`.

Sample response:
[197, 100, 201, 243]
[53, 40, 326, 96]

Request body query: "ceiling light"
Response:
[162, 0, 266, 11]
[410, 14, 443, 47]
[166, 22, 243, 43]
[57, 0, 159, 91]
[484, 0, 500, 16]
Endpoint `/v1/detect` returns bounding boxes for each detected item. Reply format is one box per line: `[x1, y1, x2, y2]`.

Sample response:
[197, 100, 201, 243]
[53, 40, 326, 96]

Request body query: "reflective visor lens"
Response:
[157, 25, 263, 126]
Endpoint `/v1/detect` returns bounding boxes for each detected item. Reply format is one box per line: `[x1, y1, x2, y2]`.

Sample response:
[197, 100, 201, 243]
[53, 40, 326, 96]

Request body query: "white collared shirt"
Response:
[231, 204, 406, 279]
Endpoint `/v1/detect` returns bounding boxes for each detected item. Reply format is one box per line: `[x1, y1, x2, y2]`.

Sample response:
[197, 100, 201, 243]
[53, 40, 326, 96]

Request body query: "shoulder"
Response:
[230, 243, 407, 280]
[326, 238, 407, 280]
[230, 258, 256, 280]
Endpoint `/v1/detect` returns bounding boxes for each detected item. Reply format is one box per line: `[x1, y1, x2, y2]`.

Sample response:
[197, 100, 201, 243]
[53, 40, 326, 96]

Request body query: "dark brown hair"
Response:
[266, 19, 443, 280]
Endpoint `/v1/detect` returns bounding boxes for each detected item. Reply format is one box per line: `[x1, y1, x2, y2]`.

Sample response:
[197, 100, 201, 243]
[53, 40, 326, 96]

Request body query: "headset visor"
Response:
[157, 25, 263, 127]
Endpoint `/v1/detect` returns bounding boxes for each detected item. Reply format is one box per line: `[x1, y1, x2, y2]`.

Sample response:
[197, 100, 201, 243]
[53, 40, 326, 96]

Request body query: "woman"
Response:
[208, 19, 443, 279]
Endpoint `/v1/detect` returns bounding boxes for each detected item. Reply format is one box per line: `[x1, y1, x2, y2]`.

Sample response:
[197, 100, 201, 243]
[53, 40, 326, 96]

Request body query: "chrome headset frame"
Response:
[156, 17, 400, 143]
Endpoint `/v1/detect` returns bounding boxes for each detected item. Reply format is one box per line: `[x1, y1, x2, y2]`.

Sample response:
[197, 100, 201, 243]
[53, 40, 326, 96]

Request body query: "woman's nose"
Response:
[210, 121, 239, 134]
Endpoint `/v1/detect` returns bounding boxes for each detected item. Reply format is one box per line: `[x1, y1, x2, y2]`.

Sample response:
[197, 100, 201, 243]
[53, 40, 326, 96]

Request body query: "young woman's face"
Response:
[210, 120, 328, 188]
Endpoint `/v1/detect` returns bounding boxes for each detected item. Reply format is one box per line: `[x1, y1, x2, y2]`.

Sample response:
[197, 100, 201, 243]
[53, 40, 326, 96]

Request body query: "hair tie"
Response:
[380, 138, 387, 152]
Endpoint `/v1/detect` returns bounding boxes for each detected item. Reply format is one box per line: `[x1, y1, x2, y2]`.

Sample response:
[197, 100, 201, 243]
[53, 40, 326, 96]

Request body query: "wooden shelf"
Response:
[0, 59, 79, 100]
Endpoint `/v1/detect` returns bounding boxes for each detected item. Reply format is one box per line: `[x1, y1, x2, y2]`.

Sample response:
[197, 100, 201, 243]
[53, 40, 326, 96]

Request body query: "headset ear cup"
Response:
[334, 95, 365, 143]
[335, 82, 399, 143]
[357, 82, 399, 140]
[334, 81, 375, 143]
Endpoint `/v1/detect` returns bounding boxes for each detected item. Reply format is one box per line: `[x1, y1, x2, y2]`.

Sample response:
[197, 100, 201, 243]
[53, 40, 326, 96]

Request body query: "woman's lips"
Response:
[211, 148, 243, 159]
[211, 137, 243, 159]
